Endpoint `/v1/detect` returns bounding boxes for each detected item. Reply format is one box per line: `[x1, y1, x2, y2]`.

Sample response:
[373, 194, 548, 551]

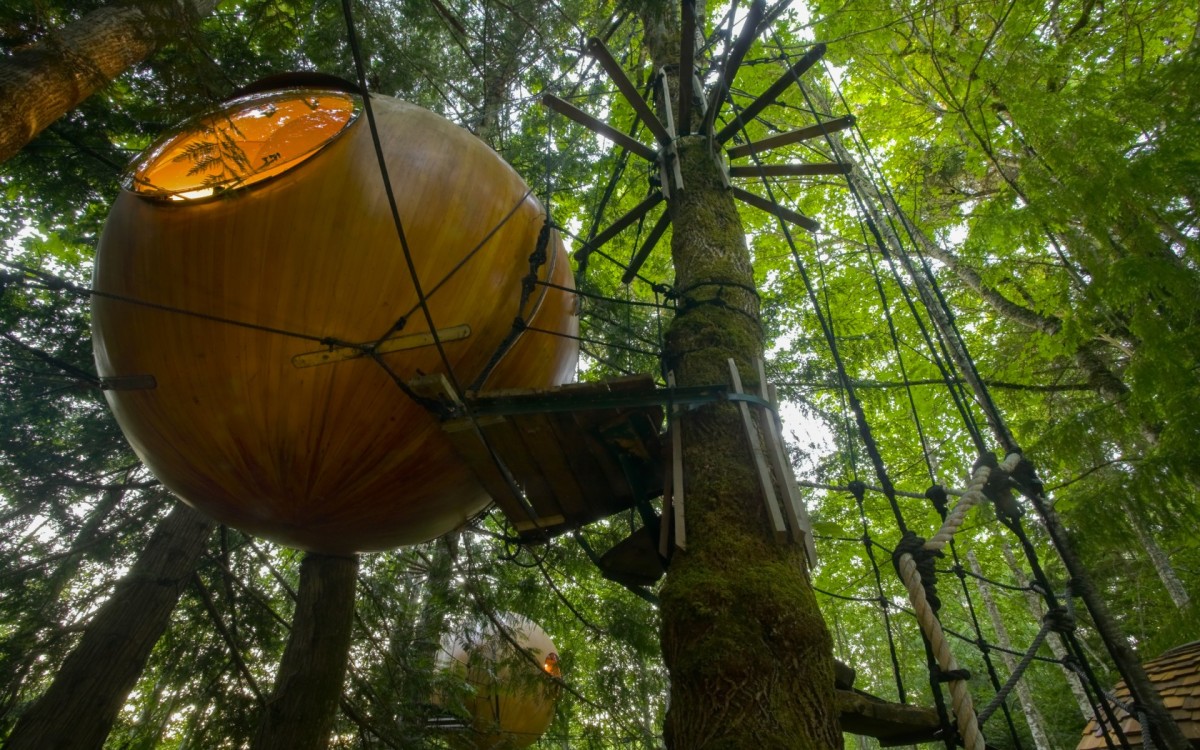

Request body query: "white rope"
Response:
[897, 452, 1022, 750]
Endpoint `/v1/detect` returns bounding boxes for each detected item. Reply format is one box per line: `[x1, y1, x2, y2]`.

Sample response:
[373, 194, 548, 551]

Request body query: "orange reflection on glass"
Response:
[126, 89, 360, 200]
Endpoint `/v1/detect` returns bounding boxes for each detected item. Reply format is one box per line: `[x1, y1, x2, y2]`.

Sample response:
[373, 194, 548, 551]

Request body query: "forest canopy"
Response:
[0, 0, 1197, 748]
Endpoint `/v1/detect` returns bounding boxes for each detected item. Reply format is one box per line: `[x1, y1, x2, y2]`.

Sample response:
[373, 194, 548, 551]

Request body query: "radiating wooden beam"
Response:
[586, 37, 672, 147]
[541, 94, 658, 162]
[679, 0, 697, 135]
[726, 115, 855, 159]
[621, 211, 671, 284]
[702, 0, 766, 138]
[575, 191, 665, 261]
[715, 42, 827, 144]
[732, 186, 819, 232]
[729, 162, 852, 178]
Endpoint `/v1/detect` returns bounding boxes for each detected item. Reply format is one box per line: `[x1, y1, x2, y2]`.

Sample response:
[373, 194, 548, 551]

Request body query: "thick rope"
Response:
[896, 452, 1022, 750]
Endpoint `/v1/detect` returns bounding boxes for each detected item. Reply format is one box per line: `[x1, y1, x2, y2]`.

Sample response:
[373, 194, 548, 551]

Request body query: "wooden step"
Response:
[837, 689, 941, 745]
[598, 523, 665, 588]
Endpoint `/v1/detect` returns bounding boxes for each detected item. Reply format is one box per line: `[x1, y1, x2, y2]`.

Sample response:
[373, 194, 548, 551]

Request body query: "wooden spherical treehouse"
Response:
[435, 614, 562, 749]
[1078, 641, 1200, 749]
[91, 77, 579, 553]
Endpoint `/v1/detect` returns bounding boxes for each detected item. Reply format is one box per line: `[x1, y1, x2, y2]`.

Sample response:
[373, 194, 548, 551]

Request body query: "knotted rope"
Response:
[894, 451, 1022, 750]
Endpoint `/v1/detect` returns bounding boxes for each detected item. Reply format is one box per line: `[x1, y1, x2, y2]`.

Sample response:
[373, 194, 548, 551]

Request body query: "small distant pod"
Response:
[92, 77, 578, 552]
[437, 615, 562, 749]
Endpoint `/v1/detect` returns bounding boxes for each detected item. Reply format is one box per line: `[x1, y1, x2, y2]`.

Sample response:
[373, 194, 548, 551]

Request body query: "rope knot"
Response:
[1009, 453, 1044, 496]
[893, 530, 943, 612]
[975, 452, 1022, 520]
[1043, 605, 1075, 634]
[925, 484, 949, 518]
[847, 480, 867, 502]
[530, 220, 551, 266]
[934, 667, 971, 683]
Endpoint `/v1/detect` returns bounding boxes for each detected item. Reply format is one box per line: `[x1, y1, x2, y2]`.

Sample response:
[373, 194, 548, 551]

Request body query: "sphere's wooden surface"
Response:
[93, 90, 578, 553]
[439, 616, 561, 749]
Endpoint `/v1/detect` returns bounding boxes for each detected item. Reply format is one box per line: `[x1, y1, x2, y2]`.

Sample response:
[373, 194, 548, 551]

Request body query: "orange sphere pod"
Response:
[437, 615, 562, 749]
[92, 82, 579, 553]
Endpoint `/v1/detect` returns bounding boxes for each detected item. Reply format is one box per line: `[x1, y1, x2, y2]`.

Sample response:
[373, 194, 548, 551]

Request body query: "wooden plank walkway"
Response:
[435, 375, 665, 540]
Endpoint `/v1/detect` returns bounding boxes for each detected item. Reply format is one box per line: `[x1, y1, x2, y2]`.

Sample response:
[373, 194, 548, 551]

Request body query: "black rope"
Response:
[12, 263, 338, 347]
[849, 481, 907, 704]
[786, 65, 988, 456]
[340, 0, 542, 524]
[1001, 513, 1132, 750]
[468, 218, 554, 391]
[536, 279, 675, 310]
[388, 188, 536, 334]
[526, 326, 660, 358]
[811, 234, 860, 481]
[724, 92, 909, 535]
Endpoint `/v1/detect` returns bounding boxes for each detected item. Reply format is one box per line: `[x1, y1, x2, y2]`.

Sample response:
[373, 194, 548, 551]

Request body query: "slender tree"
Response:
[251, 553, 359, 750]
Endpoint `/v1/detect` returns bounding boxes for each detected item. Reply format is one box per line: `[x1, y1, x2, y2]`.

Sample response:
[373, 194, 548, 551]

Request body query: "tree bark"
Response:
[4, 501, 216, 750]
[0, 0, 221, 164]
[658, 134, 840, 750]
[966, 551, 1052, 750]
[251, 552, 359, 750]
[638, 4, 840, 745]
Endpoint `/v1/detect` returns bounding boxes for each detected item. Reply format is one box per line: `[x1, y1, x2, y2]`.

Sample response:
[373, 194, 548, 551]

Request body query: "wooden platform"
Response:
[419, 374, 946, 745]
[425, 375, 666, 540]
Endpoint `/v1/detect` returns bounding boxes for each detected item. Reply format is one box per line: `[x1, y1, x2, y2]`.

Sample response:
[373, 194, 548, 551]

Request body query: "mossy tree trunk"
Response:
[640, 2, 841, 746]
[251, 552, 359, 750]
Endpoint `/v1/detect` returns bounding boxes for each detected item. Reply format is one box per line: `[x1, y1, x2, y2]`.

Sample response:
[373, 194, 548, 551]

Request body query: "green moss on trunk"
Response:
[658, 137, 840, 748]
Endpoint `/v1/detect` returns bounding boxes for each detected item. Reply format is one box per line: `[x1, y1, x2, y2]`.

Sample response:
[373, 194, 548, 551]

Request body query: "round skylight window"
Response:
[125, 88, 360, 201]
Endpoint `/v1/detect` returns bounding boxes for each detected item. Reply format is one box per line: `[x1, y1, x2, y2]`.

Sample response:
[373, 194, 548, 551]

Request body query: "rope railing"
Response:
[893, 451, 1022, 750]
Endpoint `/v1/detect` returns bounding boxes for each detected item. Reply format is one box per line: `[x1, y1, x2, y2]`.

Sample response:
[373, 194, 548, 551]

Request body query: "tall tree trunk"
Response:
[4, 501, 216, 750]
[0, 482, 125, 723]
[1001, 543, 1094, 723]
[1119, 499, 1190, 610]
[251, 552, 359, 750]
[639, 4, 840, 746]
[659, 132, 839, 750]
[0, 0, 221, 164]
[966, 551, 1052, 750]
